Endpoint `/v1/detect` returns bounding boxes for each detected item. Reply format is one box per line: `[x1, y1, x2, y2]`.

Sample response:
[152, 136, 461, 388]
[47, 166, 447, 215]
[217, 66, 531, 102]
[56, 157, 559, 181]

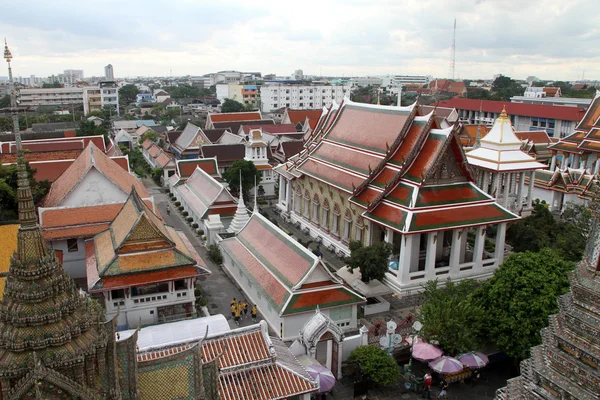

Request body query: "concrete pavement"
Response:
[142, 178, 258, 330]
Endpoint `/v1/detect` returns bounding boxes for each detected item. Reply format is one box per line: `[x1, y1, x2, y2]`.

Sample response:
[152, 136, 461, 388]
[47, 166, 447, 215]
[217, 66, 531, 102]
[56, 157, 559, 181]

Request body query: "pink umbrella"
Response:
[404, 336, 425, 346]
[458, 352, 489, 369]
[306, 364, 336, 393]
[411, 342, 443, 361]
[428, 356, 464, 375]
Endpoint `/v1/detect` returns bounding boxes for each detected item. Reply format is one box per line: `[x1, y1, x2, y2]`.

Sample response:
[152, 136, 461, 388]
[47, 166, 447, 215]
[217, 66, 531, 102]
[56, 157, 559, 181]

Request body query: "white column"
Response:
[502, 173, 510, 206]
[495, 223, 507, 266]
[595, 159, 600, 175]
[550, 154, 557, 171]
[527, 171, 535, 208]
[287, 181, 293, 212]
[473, 226, 486, 271]
[337, 341, 343, 379]
[481, 170, 490, 194]
[424, 232, 437, 280]
[449, 229, 461, 278]
[560, 153, 568, 168]
[385, 228, 394, 245]
[278, 176, 284, 205]
[516, 171, 525, 212]
[326, 340, 333, 371]
[398, 234, 418, 285]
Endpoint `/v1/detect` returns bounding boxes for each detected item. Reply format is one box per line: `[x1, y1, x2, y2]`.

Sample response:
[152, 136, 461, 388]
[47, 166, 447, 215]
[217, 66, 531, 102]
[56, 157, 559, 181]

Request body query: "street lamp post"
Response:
[407, 320, 423, 373]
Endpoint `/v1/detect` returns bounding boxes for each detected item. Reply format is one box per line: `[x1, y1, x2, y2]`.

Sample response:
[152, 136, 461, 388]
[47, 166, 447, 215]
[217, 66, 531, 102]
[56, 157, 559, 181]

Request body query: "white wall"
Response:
[61, 168, 128, 207]
[49, 238, 87, 279]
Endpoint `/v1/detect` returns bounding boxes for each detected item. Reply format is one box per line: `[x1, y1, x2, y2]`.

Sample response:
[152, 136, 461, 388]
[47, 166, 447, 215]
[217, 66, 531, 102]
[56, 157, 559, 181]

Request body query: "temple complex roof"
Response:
[549, 91, 600, 155]
[134, 320, 318, 400]
[42, 141, 149, 207]
[466, 107, 547, 172]
[86, 187, 210, 292]
[280, 98, 519, 234]
[526, 168, 599, 200]
[175, 166, 237, 220]
[206, 111, 263, 129]
[219, 213, 364, 315]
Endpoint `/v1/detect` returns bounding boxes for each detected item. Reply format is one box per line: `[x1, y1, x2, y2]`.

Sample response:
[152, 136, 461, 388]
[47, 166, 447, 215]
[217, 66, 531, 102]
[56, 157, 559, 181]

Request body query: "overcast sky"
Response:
[2, 0, 598, 81]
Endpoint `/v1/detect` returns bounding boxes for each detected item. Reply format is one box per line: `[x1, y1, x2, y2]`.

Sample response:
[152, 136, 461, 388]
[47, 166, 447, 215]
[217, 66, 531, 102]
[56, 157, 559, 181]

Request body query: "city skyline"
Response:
[1, 0, 599, 81]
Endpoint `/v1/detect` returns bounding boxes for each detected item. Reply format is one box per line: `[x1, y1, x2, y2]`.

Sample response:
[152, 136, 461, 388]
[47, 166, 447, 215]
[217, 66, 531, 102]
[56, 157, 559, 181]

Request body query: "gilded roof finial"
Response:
[500, 105, 508, 119]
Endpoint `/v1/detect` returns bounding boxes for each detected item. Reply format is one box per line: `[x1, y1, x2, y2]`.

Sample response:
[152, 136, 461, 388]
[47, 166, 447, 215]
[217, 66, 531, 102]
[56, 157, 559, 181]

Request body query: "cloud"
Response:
[0, 0, 598, 80]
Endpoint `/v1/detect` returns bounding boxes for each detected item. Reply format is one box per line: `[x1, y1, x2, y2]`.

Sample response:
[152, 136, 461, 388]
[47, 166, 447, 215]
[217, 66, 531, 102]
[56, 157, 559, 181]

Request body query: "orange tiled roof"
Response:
[43, 142, 149, 207]
[286, 109, 323, 126]
[209, 112, 262, 124]
[43, 224, 110, 240]
[100, 266, 200, 290]
[0, 149, 82, 163]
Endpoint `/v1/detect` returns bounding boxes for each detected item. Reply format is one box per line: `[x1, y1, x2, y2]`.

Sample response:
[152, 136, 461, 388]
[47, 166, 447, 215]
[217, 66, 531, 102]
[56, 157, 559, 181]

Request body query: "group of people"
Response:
[230, 298, 257, 326]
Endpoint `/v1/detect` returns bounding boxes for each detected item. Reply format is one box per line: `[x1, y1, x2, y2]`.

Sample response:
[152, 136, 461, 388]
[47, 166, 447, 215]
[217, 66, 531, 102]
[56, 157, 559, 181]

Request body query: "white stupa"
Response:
[227, 172, 251, 233]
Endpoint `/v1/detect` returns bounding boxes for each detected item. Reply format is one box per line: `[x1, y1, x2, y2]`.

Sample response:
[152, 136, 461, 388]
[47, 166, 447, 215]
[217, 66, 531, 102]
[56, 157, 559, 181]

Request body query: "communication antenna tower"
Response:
[449, 18, 456, 80]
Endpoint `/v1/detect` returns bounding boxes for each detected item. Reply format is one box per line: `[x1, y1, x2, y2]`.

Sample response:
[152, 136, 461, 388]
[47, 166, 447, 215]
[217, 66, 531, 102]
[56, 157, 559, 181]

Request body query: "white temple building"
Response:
[466, 107, 547, 214]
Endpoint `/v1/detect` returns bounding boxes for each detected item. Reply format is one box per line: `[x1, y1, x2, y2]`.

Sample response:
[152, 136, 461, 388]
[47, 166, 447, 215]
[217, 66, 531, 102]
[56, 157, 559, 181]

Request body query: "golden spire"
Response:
[499, 105, 508, 120]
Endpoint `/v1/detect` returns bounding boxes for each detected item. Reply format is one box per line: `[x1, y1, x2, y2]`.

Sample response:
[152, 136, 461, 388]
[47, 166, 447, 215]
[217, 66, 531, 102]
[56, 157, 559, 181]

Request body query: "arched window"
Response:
[312, 194, 320, 223]
[303, 190, 310, 218]
[332, 204, 341, 235]
[355, 216, 365, 243]
[343, 209, 352, 242]
[322, 199, 330, 229]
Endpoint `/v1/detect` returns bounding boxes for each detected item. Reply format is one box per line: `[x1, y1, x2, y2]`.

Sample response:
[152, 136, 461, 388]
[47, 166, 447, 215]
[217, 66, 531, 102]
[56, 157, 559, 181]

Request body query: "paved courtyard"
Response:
[142, 178, 256, 330]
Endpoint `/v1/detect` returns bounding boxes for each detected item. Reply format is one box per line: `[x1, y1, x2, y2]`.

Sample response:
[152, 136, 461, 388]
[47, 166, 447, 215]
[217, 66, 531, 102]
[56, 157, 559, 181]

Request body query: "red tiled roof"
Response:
[177, 159, 218, 178]
[43, 142, 150, 207]
[283, 287, 363, 315]
[298, 158, 364, 192]
[286, 109, 324, 126]
[576, 94, 600, 131]
[312, 141, 381, 175]
[325, 104, 411, 154]
[43, 224, 110, 240]
[280, 141, 304, 160]
[28, 160, 74, 182]
[99, 266, 200, 291]
[209, 112, 262, 123]
[202, 329, 271, 369]
[0, 149, 82, 163]
[17, 140, 84, 153]
[514, 130, 552, 144]
[219, 364, 315, 400]
[200, 144, 245, 165]
[437, 98, 584, 121]
[543, 87, 560, 96]
[410, 203, 515, 232]
[242, 124, 297, 135]
[42, 203, 124, 229]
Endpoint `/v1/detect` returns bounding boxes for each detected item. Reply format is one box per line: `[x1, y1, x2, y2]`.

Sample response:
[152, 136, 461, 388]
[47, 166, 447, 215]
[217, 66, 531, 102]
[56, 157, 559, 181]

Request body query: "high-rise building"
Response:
[104, 63, 114, 80]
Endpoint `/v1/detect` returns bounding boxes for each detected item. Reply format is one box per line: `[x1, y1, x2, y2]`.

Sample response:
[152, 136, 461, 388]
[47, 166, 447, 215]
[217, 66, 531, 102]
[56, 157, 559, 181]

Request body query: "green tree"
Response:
[475, 249, 574, 360]
[347, 345, 400, 386]
[152, 167, 163, 185]
[42, 81, 62, 88]
[0, 95, 9, 108]
[506, 201, 587, 262]
[221, 99, 245, 113]
[120, 146, 152, 178]
[76, 120, 109, 143]
[466, 89, 491, 100]
[490, 75, 525, 101]
[0, 116, 13, 132]
[346, 240, 392, 283]
[419, 279, 484, 356]
[222, 160, 261, 201]
[119, 84, 140, 105]
[139, 129, 159, 144]
[0, 163, 50, 221]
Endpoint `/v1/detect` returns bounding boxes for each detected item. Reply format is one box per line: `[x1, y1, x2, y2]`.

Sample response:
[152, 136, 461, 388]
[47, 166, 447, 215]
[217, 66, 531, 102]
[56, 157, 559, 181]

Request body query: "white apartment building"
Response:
[105, 64, 114, 80]
[381, 75, 431, 87]
[216, 84, 259, 107]
[260, 83, 350, 112]
[99, 80, 119, 116]
[18, 87, 84, 107]
[349, 76, 383, 87]
[59, 69, 84, 85]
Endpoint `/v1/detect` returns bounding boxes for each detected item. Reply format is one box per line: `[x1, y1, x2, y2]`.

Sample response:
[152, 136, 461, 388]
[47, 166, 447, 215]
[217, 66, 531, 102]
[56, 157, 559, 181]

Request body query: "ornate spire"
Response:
[228, 170, 250, 233]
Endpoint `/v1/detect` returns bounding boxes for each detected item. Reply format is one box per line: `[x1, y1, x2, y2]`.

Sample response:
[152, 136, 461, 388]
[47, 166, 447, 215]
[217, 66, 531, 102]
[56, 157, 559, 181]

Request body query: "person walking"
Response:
[243, 301, 249, 319]
[230, 298, 237, 319]
[438, 379, 448, 399]
[166, 204, 171, 216]
[251, 304, 258, 322]
[234, 303, 242, 326]
[423, 372, 432, 400]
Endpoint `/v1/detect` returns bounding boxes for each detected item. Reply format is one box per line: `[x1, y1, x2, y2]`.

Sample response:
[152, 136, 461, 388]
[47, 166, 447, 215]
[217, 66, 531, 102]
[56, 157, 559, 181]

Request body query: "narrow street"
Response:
[141, 178, 257, 330]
